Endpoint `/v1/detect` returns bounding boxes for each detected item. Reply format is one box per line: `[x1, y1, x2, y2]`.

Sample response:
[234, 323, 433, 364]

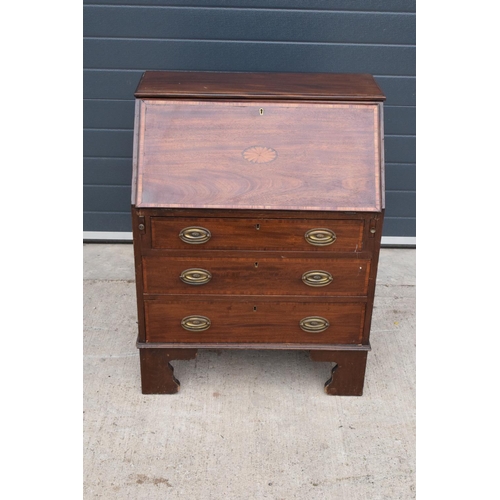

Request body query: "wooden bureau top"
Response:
[132, 72, 385, 212]
[135, 71, 385, 102]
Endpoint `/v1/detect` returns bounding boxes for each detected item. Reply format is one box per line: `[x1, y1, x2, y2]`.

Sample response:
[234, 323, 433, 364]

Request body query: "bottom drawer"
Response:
[144, 299, 365, 344]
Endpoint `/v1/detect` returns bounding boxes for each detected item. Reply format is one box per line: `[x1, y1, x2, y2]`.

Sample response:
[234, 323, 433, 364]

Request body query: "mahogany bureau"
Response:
[131, 71, 385, 395]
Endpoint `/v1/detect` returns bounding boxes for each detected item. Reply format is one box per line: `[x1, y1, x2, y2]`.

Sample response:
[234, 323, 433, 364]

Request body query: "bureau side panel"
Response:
[362, 211, 384, 344]
[131, 99, 140, 205]
[131, 208, 148, 342]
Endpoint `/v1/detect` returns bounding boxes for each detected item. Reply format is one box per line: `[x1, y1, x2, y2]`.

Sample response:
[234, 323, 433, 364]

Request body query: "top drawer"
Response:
[151, 217, 365, 252]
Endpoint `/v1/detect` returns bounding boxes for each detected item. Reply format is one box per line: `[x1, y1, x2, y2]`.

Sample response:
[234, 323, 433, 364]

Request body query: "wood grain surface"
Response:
[151, 217, 365, 252]
[139, 348, 197, 394]
[310, 350, 368, 396]
[142, 255, 371, 296]
[130, 71, 386, 396]
[134, 100, 381, 212]
[135, 71, 386, 101]
[144, 299, 365, 344]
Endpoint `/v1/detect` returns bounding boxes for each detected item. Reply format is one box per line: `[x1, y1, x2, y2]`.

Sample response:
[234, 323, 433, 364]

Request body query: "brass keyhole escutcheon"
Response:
[259, 108, 264, 115]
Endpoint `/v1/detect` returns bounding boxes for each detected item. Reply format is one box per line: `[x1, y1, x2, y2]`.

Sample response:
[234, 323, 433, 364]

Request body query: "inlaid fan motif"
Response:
[242, 146, 277, 164]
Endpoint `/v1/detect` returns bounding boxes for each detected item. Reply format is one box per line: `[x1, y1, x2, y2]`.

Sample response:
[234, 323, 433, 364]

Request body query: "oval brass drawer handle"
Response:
[302, 270, 333, 287]
[181, 315, 211, 332]
[299, 316, 330, 333]
[179, 226, 211, 245]
[180, 268, 212, 286]
[304, 228, 336, 246]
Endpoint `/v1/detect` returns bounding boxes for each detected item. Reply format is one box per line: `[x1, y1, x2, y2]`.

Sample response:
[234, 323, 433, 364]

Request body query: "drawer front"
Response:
[144, 299, 365, 344]
[143, 255, 370, 296]
[151, 217, 364, 252]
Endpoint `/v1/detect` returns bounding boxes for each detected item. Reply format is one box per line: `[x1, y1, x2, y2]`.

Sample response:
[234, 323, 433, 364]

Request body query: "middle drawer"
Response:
[143, 255, 371, 296]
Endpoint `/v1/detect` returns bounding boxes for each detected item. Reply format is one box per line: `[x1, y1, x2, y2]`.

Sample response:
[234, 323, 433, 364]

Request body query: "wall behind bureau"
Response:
[83, 0, 416, 239]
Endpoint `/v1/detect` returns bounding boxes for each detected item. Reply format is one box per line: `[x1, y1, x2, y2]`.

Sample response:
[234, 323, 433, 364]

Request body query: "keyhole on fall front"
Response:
[259, 108, 264, 115]
[254, 262, 259, 268]
[255, 224, 260, 230]
[253, 306, 257, 312]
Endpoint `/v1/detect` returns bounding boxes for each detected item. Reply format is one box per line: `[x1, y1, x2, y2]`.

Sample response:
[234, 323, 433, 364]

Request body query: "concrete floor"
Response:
[83, 244, 415, 499]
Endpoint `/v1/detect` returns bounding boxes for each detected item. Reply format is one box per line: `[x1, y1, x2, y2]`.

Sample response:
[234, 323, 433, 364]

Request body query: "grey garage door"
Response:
[83, 0, 415, 242]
